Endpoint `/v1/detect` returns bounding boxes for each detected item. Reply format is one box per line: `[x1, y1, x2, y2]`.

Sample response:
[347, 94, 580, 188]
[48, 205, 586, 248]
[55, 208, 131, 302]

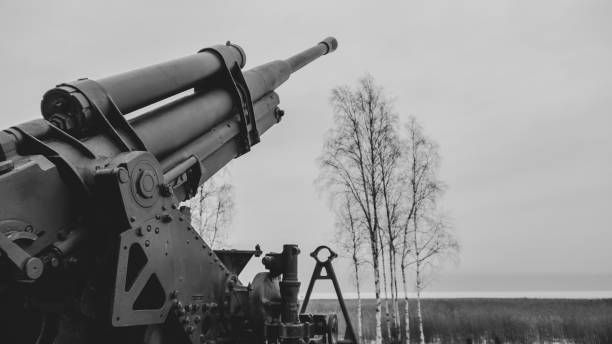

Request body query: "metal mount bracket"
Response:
[198, 44, 259, 155]
[94, 151, 234, 344]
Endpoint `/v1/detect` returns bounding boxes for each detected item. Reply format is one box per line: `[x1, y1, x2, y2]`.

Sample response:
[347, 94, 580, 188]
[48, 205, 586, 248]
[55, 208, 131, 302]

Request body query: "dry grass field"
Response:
[304, 298, 612, 343]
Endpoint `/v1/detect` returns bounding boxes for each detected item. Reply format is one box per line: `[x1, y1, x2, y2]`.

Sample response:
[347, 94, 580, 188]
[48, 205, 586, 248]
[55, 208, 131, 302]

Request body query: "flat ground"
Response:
[304, 298, 612, 343]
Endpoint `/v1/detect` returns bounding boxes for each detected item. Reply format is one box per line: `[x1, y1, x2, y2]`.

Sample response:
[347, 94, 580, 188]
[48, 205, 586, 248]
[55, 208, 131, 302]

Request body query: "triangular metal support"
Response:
[300, 246, 358, 344]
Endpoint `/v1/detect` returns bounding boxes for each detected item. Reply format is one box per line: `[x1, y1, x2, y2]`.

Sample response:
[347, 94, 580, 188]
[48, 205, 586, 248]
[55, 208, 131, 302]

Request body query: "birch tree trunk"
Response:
[351, 218, 364, 343]
[389, 245, 400, 340]
[380, 233, 391, 341]
[414, 213, 425, 344]
[416, 261, 425, 344]
[401, 263, 410, 344]
[372, 245, 383, 344]
[356, 274, 363, 344]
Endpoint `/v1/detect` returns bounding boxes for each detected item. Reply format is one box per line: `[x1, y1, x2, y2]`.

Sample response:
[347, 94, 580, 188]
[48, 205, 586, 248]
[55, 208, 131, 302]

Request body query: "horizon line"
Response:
[299, 290, 612, 300]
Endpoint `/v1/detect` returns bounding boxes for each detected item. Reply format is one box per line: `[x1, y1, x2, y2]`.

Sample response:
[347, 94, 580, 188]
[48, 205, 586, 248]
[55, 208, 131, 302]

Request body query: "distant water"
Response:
[300, 290, 612, 299]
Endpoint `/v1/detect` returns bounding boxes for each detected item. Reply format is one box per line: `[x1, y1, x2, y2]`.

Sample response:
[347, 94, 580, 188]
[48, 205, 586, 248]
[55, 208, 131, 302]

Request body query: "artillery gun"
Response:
[0, 36, 356, 344]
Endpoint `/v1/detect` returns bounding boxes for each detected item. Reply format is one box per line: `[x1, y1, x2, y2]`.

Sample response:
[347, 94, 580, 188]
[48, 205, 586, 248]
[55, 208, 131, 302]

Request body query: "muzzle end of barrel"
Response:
[319, 37, 339, 55]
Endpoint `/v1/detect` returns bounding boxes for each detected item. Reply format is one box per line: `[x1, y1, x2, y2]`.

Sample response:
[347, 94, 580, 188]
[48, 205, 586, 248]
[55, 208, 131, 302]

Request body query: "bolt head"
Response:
[137, 170, 156, 199]
[24, 257, 43, 280]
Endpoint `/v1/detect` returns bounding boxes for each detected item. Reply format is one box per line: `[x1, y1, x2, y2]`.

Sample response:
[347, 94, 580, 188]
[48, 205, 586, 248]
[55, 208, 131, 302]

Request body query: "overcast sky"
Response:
[1, 0, 610, 292]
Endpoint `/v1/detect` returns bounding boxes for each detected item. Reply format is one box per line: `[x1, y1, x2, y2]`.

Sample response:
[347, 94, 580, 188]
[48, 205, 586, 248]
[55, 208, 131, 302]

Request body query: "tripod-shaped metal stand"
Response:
[300, 246, 358, 344]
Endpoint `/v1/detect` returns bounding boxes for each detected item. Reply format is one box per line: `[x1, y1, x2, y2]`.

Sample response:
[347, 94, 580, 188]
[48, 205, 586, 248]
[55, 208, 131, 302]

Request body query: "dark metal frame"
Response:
[301, 246, 358, 344]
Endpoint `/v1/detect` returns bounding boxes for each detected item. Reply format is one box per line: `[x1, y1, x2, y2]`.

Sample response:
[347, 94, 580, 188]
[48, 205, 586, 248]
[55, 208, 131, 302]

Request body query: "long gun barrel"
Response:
[0, 37, 338, 257]
[37, 37, 337, 200]
[245, 36, 338, 101]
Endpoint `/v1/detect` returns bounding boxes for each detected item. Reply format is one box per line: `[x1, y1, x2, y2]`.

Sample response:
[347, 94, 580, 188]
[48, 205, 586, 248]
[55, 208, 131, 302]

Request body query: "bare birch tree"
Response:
[186, 173, 235, 249]
[318, 74, 398, 344]
[399, 116, 459, 344]
[334, 195, 367, 343]
[377, 117, 403, 342]
[411, 210, 459, 344]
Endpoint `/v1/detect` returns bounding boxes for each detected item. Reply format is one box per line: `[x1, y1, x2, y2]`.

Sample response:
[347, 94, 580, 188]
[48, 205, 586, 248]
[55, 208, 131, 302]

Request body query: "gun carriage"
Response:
[0, 36, 356, 344]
